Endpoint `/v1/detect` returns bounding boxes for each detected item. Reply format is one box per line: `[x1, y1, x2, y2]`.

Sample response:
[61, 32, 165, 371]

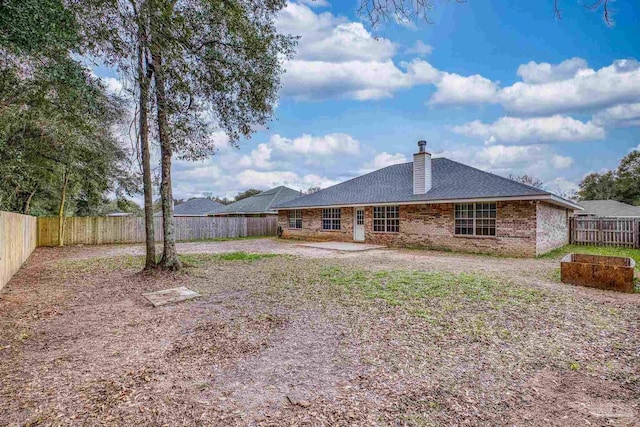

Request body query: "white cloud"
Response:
[90, 70, 125, 95]
[417, 58, 640, 118]
[295, 0, 330, 7]
[233, 170, 339, 193]
[269, 133, 360, 156]
[546, 177, 579, 196]
[452, 115, 605, 144]
[277, 2, 426, 101]
[281, 60, 414, 100]
[516, 57, 589, 84]
[394, 12, 417, 29]
[405, 59, 440, 84]
[237, 143, 274, 170]
[429, 72, 499, 106]
[499, 59, 640, 115]
[441, 143, 575, 188]
[102, 76, 124, 94]
[276, 7, 640, 117]
[406, 40, 433, 56]
[551, 154, 574, 169]
[592, 103, 640, 127]
[360, 152, 408, 173]
[278, 3, 395, 63]
[170, 131, 362, 199]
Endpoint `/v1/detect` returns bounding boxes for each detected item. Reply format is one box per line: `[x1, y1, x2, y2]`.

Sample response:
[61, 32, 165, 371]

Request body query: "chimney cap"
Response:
[417, 140, 427, 152]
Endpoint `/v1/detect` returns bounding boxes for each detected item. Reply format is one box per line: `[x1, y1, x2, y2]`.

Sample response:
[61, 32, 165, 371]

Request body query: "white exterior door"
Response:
[353, 207, 365, 241]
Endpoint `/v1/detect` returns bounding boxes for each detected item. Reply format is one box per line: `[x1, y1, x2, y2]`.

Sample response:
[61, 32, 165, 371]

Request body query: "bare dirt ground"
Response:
[1, 238, 638, 426]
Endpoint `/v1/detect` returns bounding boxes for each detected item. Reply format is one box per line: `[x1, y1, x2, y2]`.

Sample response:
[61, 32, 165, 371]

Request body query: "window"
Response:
[373, 206, 400, 233]
[356, 209, 364, 225]
[455, 203, 496, 236]
[322, 208, 341, 230]
[288, 210, 302, 229]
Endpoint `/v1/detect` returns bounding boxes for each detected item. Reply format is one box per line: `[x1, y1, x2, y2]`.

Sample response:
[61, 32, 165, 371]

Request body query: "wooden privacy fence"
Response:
[37, 216, 278, 246]
[570, 217, 640, 248]
[1, 211, 38, 289]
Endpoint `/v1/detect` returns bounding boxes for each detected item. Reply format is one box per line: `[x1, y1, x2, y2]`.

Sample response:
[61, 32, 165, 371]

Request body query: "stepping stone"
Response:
[143, 286, 200, 307]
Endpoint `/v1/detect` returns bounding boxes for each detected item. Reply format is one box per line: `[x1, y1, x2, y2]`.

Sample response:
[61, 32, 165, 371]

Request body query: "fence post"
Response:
[597, 218, 602, 245]
[569, 217, 573, 244]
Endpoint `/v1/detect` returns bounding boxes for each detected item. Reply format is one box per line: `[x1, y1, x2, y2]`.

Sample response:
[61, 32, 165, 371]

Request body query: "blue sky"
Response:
[95, 0, 640, 200]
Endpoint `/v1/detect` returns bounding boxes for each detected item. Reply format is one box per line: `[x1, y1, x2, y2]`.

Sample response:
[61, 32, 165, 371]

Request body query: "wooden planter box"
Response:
[560, 254, 636, 293]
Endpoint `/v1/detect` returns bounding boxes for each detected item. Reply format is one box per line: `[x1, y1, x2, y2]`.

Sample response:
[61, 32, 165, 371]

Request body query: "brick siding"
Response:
[280, 200, 572, 257]
[536, 202, 569, 255]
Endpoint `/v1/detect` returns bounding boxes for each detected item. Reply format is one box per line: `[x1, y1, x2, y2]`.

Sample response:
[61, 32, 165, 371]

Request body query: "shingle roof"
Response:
[154, 198, 225, 216]
[276, 158, 577, 209]
[577, 200, 640, 217]
[215, 186, 301, 215]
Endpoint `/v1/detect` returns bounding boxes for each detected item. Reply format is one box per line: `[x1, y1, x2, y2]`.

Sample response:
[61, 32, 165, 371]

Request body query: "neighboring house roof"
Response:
[576, 200, 640, 217]
[215, 186, 301, 215]
[276, 158, 581, 210]
[154, 198, 225, 217]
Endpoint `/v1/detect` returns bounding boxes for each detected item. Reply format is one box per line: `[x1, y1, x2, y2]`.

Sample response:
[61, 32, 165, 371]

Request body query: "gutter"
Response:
[275, 194, 583, 211]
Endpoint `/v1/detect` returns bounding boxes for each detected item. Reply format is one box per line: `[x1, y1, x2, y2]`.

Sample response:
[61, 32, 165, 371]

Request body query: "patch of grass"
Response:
[59, 251, 281, 271]
[320, 267, 542, 309]
[58, 255, 144, 271]
[179, 251, 279, 266]
[180, 235, 274, 243]
[14, 331, 30, 341]
[402, 245, 517, 259]
[195, 382, 211, 391]
[539, 244, 640, 270]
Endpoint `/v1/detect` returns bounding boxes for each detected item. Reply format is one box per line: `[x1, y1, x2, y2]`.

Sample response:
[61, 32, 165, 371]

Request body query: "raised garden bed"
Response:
[561, 253, 636, 293]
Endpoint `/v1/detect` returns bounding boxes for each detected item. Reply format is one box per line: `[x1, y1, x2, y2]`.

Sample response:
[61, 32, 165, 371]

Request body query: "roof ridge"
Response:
[265, 186, 284, 211]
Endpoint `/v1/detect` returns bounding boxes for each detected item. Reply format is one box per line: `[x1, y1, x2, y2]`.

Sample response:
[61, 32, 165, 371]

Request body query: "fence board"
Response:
[0, 211, 38, 289]
[37, 216, 277, 247]
[570, 217, 640, 248]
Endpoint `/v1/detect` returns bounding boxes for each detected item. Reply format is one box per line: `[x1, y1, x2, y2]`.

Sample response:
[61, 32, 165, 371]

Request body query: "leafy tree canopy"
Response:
[577, 149, 640, 205]
[0, 0, 135, 216]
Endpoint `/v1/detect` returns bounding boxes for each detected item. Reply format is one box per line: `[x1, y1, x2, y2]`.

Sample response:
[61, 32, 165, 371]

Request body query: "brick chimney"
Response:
[413, 140, 432, 194]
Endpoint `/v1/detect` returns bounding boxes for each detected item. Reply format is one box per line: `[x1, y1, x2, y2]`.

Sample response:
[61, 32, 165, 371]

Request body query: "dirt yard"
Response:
[1, 238, 638, 426]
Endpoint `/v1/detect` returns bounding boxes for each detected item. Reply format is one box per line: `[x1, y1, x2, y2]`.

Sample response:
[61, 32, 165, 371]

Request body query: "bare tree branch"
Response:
[357, 0, 617, 28]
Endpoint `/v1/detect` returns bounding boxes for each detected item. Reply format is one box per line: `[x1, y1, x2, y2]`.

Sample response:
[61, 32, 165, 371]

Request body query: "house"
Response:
[575, 200, 640, 218]
[212, 186, 301, 217]
[275, 141, 582, 257]
[154, 197, 225, 217]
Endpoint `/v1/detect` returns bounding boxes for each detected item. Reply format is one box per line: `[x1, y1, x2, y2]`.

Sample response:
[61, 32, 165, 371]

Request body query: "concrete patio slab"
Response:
[297, 241, 386, 252]
[143, 286, 200, 307]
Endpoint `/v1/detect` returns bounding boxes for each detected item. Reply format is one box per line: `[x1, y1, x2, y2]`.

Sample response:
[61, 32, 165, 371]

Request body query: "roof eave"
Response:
[211, 210, 275, 216]
[276, 194, 584, 211]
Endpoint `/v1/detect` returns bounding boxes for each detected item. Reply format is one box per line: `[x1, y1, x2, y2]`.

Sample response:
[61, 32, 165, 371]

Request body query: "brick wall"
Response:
[536, 202, 569, 255]
[278, 208, 354, 243]
[279, 200, 545, 257]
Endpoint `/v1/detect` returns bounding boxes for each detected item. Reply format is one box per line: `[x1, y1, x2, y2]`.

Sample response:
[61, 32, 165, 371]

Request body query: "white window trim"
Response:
[322, 208, 341, 231]
[288, 209, 302, 229]
[454, 202, 497, 236]
[373, 205, 400, 233]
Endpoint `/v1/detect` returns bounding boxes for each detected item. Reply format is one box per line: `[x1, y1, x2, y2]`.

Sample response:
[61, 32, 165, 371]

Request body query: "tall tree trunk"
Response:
[150, 48, 181, 270]
[23, 187, 36, 215]
[138, 32, 157, 270]
[58, 169, 69, 247]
